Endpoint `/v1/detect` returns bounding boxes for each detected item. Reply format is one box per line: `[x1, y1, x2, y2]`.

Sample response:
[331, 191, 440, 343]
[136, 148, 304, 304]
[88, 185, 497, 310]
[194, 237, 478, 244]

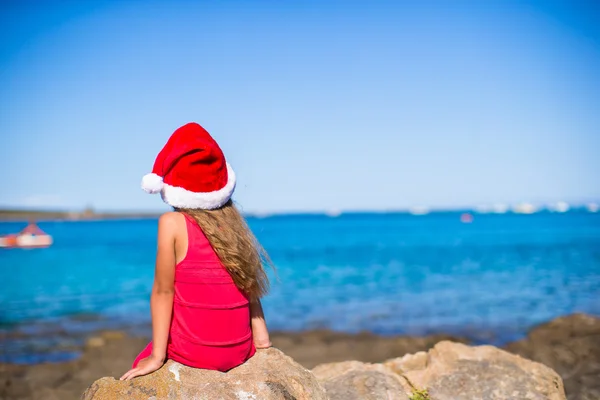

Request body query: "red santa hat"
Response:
[141, 122, 236, 209]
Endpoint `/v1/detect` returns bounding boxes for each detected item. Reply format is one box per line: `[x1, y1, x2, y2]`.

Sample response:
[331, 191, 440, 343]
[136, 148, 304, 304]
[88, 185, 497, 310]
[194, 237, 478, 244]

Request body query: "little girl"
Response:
[120, 123, 272, 380]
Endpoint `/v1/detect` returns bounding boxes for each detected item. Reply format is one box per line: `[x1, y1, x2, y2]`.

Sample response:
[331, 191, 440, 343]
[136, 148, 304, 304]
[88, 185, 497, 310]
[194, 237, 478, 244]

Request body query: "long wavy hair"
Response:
[176, 200, 271, 300]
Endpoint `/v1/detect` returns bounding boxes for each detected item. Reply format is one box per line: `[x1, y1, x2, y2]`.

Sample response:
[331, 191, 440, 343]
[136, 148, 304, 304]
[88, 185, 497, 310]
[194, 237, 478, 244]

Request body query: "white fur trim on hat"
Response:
[141, 173, 164, 194]
[159, 163, 236, 210]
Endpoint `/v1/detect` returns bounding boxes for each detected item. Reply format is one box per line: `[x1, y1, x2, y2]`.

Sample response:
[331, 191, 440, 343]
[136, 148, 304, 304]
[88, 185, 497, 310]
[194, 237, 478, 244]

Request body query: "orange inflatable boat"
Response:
[0, 222, 53, 249]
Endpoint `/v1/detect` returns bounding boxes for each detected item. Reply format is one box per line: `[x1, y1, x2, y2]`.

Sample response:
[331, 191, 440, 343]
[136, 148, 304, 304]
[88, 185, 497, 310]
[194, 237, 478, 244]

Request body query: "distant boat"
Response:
[325, 209, 342, 217]
[460, 213, 474, 223]
[0, 222, 53, 249]
[474, 205, 492, 214]
[512, 203, 537, 214]
[409, 206, 430, 215]
[586, 203, 599, 213]
[548, 201, 570, 213]
[491, 204, 509, 214]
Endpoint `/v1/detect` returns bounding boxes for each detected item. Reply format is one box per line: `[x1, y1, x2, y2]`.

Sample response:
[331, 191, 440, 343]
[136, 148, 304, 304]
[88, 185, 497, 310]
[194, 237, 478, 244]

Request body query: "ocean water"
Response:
[1, 211, 599, 363]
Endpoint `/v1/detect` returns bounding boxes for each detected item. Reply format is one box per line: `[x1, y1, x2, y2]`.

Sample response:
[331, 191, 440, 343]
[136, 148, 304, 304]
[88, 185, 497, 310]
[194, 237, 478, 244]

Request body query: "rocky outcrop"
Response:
[82, 348, 327, 400]
[82, 341, 567, 400]
[313, 341, 566, 400]
[505, 313, 600, 400]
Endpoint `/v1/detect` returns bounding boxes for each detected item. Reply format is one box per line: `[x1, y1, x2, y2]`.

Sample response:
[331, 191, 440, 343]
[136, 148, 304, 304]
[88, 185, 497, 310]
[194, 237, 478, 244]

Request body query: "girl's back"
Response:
[168, 212, 255, 370]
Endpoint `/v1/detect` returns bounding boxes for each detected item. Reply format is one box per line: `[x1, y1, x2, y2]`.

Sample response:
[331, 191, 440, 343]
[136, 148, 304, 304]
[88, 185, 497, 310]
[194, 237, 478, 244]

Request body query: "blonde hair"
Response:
[176, 200, 271, 300]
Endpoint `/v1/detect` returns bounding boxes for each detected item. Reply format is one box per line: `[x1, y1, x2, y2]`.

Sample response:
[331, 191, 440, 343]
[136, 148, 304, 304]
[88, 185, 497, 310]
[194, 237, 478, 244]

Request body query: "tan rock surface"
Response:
[315, 341, 567, 400]
[391, 341, 566, 400]
[505, 313, 600, 400]
[82, 347, 327, 400]
[313, 361, 410, 400]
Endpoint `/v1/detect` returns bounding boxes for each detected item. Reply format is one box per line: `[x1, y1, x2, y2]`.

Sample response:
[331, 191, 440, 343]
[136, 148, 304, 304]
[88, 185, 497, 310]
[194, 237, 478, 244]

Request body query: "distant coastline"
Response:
[0, 209, 161, 222]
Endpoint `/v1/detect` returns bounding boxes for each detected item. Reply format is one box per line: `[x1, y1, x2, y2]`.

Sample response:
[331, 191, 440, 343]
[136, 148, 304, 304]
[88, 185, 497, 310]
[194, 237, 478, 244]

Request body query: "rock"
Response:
[101, 330, 127, 341]
[82, 347, 327, 400]
[392, 341, 566, 400]
[85, 337, 106, 348]
[505, 313, 600, 400]
[313, 361, 409, 400]
[314, 341, 566, 400]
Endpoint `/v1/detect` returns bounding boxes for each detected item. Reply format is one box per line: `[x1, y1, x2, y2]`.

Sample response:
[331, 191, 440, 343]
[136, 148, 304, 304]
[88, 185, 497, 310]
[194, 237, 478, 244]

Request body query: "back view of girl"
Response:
[121, 123, 272, 380]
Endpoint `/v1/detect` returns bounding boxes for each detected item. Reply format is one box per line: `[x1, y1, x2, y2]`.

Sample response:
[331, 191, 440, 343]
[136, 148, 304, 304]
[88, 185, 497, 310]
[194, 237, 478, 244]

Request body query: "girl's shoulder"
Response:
[158, 211, 186, 224]
[158, 212, 187, 236]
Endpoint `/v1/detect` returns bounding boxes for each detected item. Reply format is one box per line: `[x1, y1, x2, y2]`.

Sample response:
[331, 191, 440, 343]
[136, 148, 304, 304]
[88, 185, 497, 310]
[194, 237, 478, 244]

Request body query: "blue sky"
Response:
[1, 0, 599, 213]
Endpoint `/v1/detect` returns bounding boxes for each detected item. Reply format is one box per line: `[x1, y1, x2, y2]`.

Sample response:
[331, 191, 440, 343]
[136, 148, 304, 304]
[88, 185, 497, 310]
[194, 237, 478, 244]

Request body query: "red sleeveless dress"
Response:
[132, 214, 256, 371]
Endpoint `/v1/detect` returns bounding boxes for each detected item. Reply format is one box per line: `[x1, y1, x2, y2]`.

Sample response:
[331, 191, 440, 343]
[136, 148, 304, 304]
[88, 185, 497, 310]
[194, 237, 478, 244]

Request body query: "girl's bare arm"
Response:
[250, 299, 271, 348]
[120, 213, 177, 380]
[149, 213, 178, 360]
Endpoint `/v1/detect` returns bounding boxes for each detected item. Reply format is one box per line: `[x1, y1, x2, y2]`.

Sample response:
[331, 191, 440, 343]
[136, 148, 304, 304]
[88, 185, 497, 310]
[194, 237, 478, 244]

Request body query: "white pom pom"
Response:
[141, 173, 164, 194]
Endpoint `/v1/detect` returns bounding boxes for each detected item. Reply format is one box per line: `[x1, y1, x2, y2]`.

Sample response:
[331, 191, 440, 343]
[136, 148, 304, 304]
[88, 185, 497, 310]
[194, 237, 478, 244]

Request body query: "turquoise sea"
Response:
[1, 211, 599, 363]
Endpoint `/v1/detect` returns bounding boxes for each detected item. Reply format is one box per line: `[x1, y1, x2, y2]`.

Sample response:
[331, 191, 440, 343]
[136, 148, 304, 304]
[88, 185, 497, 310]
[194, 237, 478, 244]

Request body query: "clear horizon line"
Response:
[1, 200, 599, 216]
